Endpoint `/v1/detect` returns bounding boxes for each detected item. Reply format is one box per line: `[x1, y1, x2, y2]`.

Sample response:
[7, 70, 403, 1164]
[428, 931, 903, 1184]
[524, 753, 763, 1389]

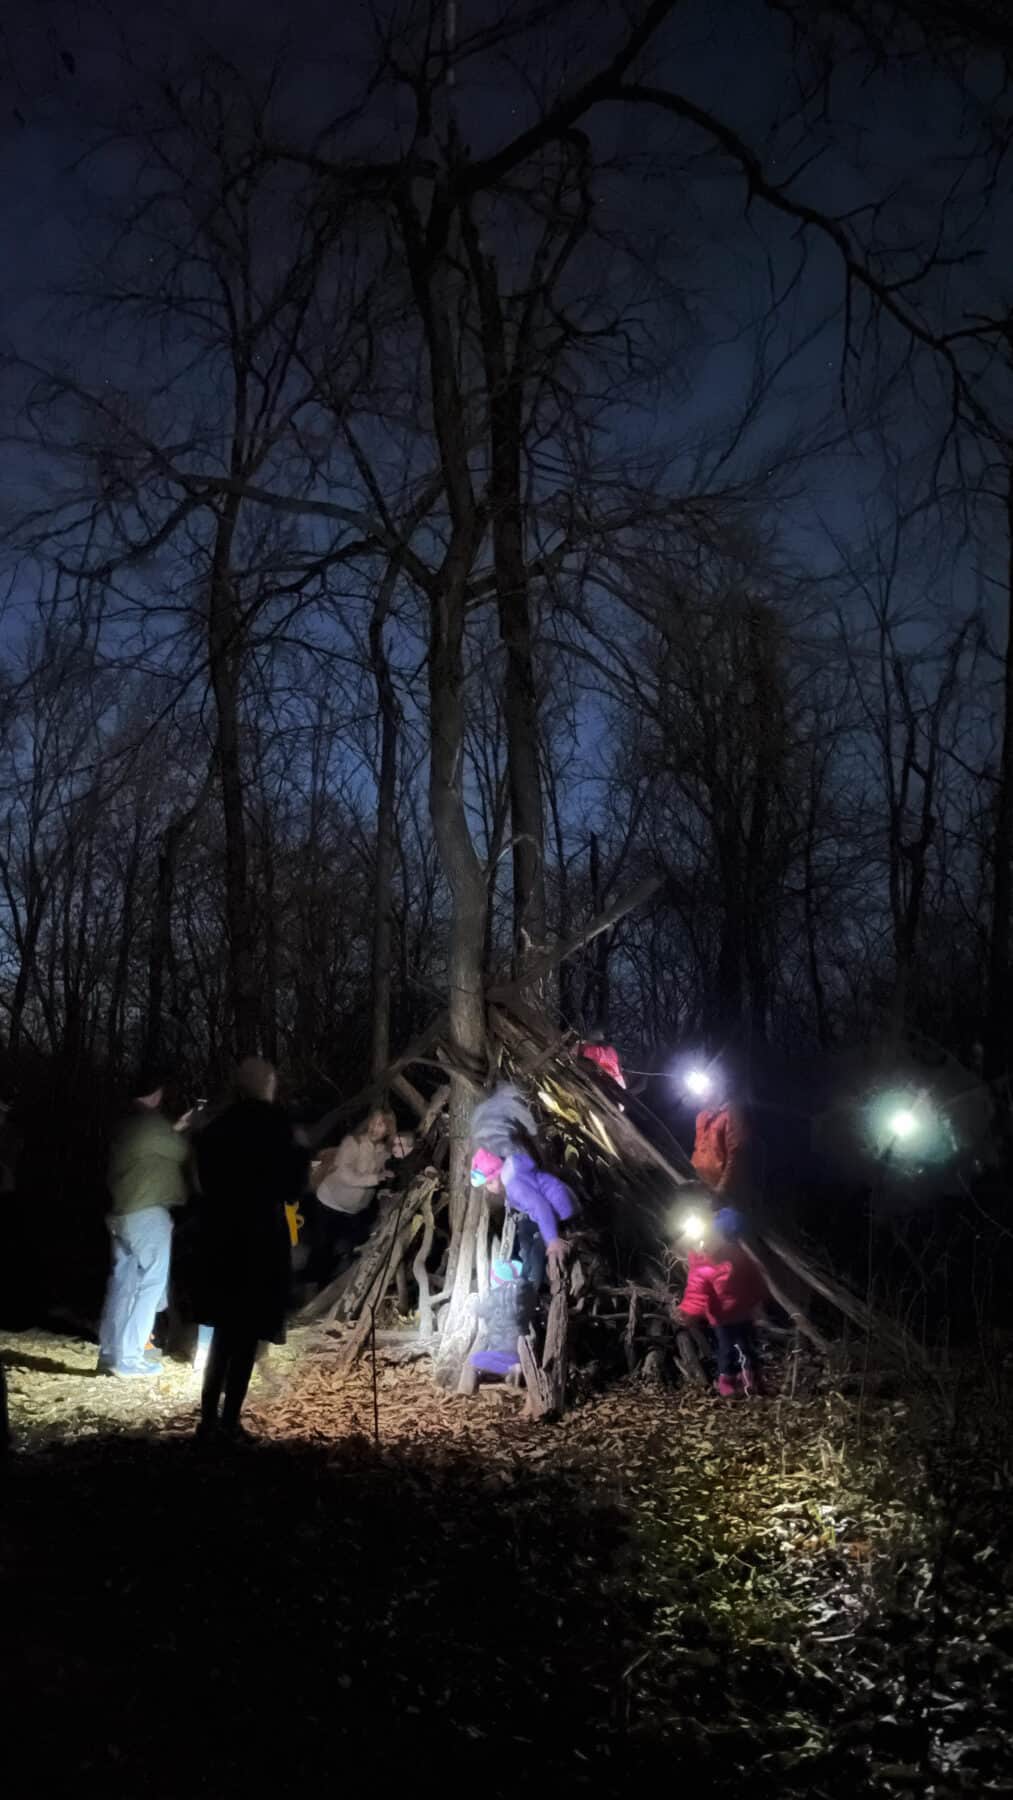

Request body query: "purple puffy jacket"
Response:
[501, 1152, 577, 1247]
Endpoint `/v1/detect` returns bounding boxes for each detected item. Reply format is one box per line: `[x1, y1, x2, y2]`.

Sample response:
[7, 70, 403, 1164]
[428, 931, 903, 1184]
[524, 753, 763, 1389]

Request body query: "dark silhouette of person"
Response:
[194, 1057, 307, 1440]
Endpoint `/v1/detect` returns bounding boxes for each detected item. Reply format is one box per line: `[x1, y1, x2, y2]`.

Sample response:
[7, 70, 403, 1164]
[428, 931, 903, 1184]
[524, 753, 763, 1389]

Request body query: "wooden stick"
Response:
[305, 1016, 447, 1147]
[739, 1239, 834, 1356]
[413, 1197, 436, 1339]
[487, 875, 662, 1004]
[759, 1232, 928, 1364]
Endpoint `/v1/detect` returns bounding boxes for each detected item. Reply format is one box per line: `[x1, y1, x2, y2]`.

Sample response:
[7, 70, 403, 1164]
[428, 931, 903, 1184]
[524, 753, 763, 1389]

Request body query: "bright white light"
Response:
[685, 1069, 712, 1098]
[680, 1211, 706, 1240]
[889, 1109, 918, 1140]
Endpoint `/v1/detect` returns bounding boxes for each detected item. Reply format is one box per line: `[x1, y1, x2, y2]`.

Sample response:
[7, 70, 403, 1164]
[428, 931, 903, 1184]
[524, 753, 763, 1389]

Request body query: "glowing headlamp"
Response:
[470, 1168, 488, 1187]
[865, 1087, 942, 1164]
[685, 1068, 712, 1098]
[888, 1108, 918, 1141]
[679, 1210, 707, 1241]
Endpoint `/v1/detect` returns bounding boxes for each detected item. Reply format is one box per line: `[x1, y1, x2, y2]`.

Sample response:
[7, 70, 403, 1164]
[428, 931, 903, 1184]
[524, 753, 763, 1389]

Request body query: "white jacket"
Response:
[316, 1132, 389, 1215]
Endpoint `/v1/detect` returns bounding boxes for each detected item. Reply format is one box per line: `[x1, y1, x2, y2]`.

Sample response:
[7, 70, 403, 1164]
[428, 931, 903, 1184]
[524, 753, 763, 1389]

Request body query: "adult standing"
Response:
[194, 1057, 307, 1440]
[308, 1108, 397, 1288]
[97, 1073, 188, 1378]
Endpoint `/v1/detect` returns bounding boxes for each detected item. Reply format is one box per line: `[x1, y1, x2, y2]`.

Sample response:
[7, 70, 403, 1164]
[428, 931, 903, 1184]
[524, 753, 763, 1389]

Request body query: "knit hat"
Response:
[491, 1258, 523, 1286]
[714, 1206, 746, 1239]
[471, 1147, 504, 1186]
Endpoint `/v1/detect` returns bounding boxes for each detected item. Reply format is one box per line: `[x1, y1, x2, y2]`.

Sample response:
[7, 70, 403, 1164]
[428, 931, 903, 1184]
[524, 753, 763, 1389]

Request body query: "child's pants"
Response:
[515, 1216, 546, 1290]
[469, 1350, 518, 1377]
[714, 1320, 759, 1379]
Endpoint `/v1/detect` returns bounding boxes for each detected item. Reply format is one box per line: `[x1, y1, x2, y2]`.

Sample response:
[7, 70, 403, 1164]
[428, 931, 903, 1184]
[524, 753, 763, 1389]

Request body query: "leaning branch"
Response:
[487, 873, 662, 1003]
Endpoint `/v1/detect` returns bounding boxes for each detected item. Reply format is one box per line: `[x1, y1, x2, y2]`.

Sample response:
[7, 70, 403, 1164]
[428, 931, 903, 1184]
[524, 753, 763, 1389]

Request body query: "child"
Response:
[673, 1205, 768, 1397]
[468, 1259, 536, 1386]
[470, 1084, 578, 1288]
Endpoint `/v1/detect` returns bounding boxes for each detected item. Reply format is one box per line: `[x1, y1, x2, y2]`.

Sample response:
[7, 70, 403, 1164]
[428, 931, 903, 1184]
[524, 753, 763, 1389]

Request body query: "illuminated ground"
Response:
[2, 1330, 1012, 1795]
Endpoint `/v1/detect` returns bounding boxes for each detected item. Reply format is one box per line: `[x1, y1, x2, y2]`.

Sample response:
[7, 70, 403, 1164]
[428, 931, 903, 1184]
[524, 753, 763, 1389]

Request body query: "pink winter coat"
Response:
[578, 1043, 627, 1090]
[678, 1244, 768, 1327]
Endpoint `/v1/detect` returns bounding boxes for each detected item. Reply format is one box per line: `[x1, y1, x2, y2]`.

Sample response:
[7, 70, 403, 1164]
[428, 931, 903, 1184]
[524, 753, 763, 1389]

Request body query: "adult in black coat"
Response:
[194, 1057, 308, 1438]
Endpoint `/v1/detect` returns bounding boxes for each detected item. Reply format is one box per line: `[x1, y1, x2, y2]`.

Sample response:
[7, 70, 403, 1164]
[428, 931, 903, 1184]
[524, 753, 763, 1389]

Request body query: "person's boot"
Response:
[716, 1374, 738, 1399]
[220, 1418, 254, 1444]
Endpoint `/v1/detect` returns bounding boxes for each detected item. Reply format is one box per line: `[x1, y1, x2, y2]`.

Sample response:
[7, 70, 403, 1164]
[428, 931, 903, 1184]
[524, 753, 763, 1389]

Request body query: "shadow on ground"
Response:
[0, 1349, 100, 1377]
[0, 1431, 660, 1795]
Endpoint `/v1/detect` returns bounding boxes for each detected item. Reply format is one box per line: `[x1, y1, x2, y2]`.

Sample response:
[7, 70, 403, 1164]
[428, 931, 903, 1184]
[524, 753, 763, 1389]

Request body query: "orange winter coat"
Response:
[691, 1104, 747, 1192]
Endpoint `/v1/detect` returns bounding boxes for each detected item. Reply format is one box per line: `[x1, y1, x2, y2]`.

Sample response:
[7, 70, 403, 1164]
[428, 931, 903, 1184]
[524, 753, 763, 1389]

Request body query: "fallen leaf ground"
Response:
[2, 1330, 1012, 1796]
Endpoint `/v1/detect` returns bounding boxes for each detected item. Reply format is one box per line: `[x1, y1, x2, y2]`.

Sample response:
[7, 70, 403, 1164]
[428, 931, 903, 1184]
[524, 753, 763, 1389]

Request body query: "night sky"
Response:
[2, 2, 1001, 513]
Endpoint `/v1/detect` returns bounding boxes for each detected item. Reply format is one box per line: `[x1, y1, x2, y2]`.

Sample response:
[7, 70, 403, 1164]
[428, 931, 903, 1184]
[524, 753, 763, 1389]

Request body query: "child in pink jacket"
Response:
[673, 1206, 768, 1397]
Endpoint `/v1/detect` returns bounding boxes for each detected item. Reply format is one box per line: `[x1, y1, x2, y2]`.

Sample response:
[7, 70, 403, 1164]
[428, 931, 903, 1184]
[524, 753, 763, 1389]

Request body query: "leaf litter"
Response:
[2, 1326, 1012, 1796]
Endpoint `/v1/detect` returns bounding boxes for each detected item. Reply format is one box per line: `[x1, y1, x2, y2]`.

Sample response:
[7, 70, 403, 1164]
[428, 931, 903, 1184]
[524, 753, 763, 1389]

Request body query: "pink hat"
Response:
[471, 1147, 504, 1185]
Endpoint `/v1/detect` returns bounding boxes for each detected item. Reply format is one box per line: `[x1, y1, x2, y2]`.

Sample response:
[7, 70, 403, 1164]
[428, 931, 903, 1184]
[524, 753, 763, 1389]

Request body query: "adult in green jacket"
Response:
[97, 1075, 188, 1377]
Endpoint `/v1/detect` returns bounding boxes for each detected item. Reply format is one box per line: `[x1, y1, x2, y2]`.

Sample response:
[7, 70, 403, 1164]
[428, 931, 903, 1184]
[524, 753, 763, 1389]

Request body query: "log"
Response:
[757, 1232, 928, 1364]
[335, 1198, 435, 1373]
[295, 1169, 440, 1325]
[392, 1072, 428, 1118]
[522, 1253, 570, 1420]
[491, 1006, 691, 1187]
[413, 1196, 436, 1340]
[418, 1083, 450, 1137]
[305, 1017, 447, 1147]
[624, 1290, 640, 1373]
[740, 1240, 835, 1357]
[517, 1331, 547, 1416]
[674, 1325, 708, 1385]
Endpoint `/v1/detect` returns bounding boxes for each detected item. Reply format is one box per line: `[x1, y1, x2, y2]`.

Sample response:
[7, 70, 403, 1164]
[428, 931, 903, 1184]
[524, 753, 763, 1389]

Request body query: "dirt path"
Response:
[2, 1331, 1012, 1796]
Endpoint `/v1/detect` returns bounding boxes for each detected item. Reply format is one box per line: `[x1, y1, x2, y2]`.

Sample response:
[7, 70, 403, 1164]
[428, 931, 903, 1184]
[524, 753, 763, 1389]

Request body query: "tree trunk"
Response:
[208, 509, 259, 1059]
[986, 466, 1013, 1083]
[396, 179, 488, 1387]
[143, 805, 199, 1073]
[105, 814, 144, 1068]
[258, 797, 279, 1064]
[802, 762, 831, 1050]
[426, 562, 489, 1385]
[461, 213, 547, 973]
[586, 832, 611, 1029]
[369, 565, 400, 1079]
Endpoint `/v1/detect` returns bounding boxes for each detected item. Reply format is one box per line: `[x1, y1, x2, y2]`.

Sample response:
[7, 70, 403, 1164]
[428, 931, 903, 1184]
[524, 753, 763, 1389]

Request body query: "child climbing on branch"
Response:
[469, 1083, 578, 1288]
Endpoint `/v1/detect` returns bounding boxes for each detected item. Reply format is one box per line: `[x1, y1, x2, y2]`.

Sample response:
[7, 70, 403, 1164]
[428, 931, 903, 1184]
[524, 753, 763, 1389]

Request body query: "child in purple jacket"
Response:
[470, 1084, 578, 1288]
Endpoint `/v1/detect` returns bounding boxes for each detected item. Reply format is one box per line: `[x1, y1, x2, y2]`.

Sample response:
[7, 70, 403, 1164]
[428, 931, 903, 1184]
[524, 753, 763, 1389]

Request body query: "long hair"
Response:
[356, 1108, 396, 1143]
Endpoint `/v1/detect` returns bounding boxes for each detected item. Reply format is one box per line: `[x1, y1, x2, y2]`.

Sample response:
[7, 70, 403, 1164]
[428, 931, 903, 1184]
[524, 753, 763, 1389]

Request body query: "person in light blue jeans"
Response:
[97, 1074, 189, 1378]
